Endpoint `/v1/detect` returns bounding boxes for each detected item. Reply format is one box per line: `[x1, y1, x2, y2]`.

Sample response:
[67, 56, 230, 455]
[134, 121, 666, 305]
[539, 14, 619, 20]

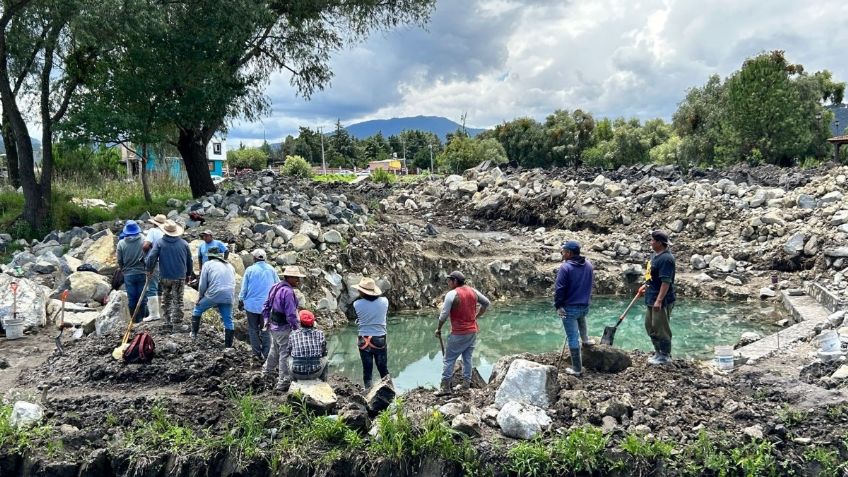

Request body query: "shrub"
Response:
[730, 439, 777, 477]
[507, 439, 553, 477]
[281, 155, 313, 178]
[551, 425, 609, 473]
[227, 148, 268, 171]
[370, 168, 397, 184]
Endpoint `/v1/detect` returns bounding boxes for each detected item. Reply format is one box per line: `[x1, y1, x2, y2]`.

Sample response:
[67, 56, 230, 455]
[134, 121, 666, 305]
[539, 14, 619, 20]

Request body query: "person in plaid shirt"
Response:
[286, 310, 328, 381]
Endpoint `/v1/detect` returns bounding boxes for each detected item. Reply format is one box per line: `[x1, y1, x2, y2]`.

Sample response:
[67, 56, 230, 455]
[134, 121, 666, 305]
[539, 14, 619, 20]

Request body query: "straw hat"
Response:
[148, 214, 167, 227]
[282, 265, 307, 278]
[354, 277, 382, 296]
[161, 220, 184, 237]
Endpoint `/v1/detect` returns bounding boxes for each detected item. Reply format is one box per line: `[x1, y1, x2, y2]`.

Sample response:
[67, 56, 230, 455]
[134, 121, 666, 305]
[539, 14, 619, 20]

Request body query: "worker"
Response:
[553, 240, 595, 376]
[286, 310, 328, 381]
[262, 265, 307, 392]
[638, 230, 676, 365]
[191, 247, 236, 346]
[353, 277, 390, 389]
[239, 249, 279, 359]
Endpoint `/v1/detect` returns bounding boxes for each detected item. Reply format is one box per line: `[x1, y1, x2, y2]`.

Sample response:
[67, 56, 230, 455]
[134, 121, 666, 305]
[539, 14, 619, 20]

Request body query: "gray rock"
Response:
[668, 219, 684, 233]
[66, 271, 111, 303]
[10, 401, 43, 429]
[830, 210, 848, 226]
[494, 359, 558, 409]
[322, 230, 343, 244]
[289, 234, 315, 252]
[365, 375, 396, 416]
[438, 402, 469, 421]
[804, 235, 820, 256]
[597, 396, 632, 419]
[496, 401, 551, 440]
[299, 222, 322, 240]
[709, 256, 737, 273]
[821, 191, 844, 203]
[288, 380, 337, 415]
[690, 254, 707, 270]
[824, 247, 848, 258]
[451, 413, 482, 437]
[759, 287, 776, 299]
[276, 252, 299, 266]
[783, 233, 805, 256]
[95, 290, 131, 336]
[797, 194, 817, 209]
[0, 275, 47, 329]
[736, 331, 762, 348]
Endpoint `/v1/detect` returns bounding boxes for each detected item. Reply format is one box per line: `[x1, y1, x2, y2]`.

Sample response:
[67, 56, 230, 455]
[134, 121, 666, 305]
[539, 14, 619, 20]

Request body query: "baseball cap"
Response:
[447, 270, 465, 282]
[251, 249, 267, 260]
[561, 240, 581, 254]
[651, 230, 671, 245]
[299, 310, 315, 327]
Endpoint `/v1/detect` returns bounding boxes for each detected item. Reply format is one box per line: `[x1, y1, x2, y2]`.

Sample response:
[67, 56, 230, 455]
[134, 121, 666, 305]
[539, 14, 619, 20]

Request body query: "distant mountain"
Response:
[0, 136, 41, 155]
[828, 105, 848, 136]
[344, 116, 487, 140]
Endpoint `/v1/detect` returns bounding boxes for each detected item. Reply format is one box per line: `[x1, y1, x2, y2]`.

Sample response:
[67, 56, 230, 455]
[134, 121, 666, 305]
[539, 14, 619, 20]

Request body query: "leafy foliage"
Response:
[227, 148, 268, 171]
[281, 155, 313, 178]
[370, 168, 397, 184]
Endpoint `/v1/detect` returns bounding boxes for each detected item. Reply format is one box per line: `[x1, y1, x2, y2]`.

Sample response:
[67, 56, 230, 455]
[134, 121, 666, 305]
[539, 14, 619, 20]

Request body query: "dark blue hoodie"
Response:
[554, 256, 594, 309]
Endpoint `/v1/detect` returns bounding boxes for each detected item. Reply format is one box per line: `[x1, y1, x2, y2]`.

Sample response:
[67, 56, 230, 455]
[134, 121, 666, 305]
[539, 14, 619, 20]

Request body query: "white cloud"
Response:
[229, 0, 848, 143]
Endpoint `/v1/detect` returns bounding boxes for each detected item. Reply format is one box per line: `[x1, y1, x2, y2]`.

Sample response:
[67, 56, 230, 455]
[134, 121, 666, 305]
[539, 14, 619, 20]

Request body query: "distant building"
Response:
[368, 159, 404, 172]
[120, 134, 227, 180]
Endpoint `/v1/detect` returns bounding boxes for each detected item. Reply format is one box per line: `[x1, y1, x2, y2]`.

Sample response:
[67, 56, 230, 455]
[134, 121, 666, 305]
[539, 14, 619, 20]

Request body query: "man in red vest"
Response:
[434, 270, 490, 396]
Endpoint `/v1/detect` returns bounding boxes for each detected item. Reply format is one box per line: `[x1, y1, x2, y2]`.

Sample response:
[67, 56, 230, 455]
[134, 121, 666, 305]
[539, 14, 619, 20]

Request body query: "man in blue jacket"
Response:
[554, 240, 594, 376]
[146, 220, 192, 329]
[238, 249, 279, 359]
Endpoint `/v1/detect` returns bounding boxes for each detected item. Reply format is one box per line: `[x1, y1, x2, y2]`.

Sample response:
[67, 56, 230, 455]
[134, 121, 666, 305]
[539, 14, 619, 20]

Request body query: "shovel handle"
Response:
[612, 293, 641, 329]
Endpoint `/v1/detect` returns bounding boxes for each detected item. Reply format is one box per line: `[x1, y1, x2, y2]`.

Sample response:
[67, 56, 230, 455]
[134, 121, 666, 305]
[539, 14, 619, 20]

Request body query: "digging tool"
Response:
[558, 339, 569, 369]
[437, 333, 445, 356]
[10, 281, 18, 320]
[600, 292, 641, 346]
[55, 291, 72, 355]
[112, 276, 151, 360]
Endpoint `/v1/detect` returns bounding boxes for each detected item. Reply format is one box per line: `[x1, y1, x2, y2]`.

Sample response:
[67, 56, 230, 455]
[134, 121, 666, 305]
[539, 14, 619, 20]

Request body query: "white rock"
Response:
[0, 275, 47, 329]
[759, 287, 776, 299]
[494, 359, 558, 409]
[496, 401, 551, 440]
[82, 232, 118, 275]
[322, 230, 343, 244]
[290, 234, 315, 252]
[96, 290, 131, 336]
[10, 401, 43, 429]
[299, 222, 322, 240]
[67, 271, 111, 304]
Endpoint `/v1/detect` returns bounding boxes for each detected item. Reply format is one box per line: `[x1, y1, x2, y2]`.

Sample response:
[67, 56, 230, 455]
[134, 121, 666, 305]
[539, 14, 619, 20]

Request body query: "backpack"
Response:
[262, 282, 290, 326]
[123, 332, 155, 363]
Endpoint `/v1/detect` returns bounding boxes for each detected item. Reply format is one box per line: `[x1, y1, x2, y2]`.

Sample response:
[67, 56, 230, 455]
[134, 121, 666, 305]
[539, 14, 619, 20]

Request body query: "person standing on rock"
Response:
[141, 214, 167, 322]
[434, 270, 490, 396]
[145, 220, 192, 329]
[286, 310, 328, 381]
[239, 249, 279, 359]
[198, 230, 229, 271]
[192, 247, 236, 347]
[116, 221, 148, 323]
[353, 277, 390, 389]
[554, 240, 595, 377]
[262, 265, 307, 392]
[638, 230, 676, 365]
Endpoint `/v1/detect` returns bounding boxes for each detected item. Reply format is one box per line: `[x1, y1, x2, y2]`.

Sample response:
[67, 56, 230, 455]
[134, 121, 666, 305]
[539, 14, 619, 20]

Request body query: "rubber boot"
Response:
[224, 329, 234, 348]
[460, 378, 471, 391]
[190, 316, 201, 340]
[434, 378, 452, 396]
[143, 296, 161, 322]
[566, 347, 583, 376]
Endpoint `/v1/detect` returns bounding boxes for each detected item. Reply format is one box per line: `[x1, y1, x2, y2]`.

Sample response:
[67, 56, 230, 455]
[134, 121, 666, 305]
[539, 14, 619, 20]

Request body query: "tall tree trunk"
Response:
[1, 110, 20, 188]
[140, 143, 152, 203]
[176, 127, 216, 198]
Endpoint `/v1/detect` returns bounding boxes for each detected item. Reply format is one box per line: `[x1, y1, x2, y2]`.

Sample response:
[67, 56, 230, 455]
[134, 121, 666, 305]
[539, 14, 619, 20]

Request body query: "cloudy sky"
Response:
[228, 0, 848, 146]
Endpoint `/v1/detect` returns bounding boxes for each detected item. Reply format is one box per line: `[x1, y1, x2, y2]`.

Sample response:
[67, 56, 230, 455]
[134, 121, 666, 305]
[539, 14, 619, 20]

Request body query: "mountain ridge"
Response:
[344, 115, 487, 140]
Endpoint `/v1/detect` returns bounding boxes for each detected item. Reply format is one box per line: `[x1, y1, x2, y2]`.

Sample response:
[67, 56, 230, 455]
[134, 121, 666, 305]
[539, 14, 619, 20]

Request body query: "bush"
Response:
[281, 155, 313, 178]
[370, 168, 397, 184]
[227, 148, 268, 171]
[54, 143, 124, 180]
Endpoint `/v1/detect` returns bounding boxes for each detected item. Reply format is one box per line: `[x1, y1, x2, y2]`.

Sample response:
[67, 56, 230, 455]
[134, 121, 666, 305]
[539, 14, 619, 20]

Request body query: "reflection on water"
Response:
[327, 297, 781, 393]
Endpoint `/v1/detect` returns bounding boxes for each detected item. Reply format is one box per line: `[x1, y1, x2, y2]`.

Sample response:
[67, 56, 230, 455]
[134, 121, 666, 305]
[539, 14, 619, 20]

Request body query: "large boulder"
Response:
[66, 272, 111, 304]
[494, 359, 558, 409]
[96, 290, 131, 336]
[299, 222, 322, 241]
[582, 345, 633, 373]
[289, 380, 337, 414]
[10, 401, 43, 428]
[0, 275, 47, 329]
[496, 401, 551, 440]
[366, 375, 396, 416]
[452, 413, 482, 437]
[82, 232, 117, 275]
[289, 234, 315, 252]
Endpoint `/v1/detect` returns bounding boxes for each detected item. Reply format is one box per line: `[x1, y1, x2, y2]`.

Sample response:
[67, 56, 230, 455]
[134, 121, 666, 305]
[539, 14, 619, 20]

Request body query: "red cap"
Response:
[299, 310, 315, 327]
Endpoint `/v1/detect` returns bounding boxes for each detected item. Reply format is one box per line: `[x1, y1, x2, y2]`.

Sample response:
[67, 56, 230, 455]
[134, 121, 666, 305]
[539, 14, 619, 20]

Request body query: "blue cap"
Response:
[122, 220, 141, 237]
[561, 240, 581, 254]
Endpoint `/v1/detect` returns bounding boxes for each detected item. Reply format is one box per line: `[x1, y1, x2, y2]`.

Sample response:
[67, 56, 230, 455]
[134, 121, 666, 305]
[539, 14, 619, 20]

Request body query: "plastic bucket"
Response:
[3, 318, 24, 340]
[714, 345, 734, 371]
[817, 330, 841, 352]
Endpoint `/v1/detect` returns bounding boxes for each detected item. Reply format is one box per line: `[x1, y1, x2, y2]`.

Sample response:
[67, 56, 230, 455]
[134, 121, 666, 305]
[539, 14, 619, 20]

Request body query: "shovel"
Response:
[600, 293, 641, 346]
[112, 277, 151, 360]
[437, 333, 445, 356]
[55, 291, 72, 355]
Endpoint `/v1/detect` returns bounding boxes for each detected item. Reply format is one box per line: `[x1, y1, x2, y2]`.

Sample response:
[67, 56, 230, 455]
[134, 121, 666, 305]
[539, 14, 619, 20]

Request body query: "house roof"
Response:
[827, 135, 848, 144]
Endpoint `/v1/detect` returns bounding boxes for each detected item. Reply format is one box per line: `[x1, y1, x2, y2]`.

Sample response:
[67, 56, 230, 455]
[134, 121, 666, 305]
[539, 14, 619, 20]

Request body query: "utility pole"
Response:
[319, 126, 326, 174]
[428, 143, 433, 177]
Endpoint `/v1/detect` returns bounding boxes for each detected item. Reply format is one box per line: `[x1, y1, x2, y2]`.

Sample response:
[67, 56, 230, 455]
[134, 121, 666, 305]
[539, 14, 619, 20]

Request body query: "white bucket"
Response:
[714, 345, 734, 371]
[3, 318, 25, 340]
[817, 330, 841, 353]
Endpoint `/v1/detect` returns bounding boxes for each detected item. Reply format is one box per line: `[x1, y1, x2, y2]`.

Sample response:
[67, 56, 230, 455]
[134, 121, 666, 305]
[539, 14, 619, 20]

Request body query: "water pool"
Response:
[326, 297, 781, 393]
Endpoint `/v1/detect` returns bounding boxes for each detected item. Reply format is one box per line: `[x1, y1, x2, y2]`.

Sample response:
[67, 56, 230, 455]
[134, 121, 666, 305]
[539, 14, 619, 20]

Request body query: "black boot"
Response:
[566, 347, 583, 376]
[224, 329, 234, 348]
[190, 316, 201, 340]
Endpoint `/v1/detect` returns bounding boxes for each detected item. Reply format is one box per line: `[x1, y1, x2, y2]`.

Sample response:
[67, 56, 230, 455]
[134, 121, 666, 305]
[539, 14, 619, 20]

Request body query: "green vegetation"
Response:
[437, 135, 507, 173]
[621, 434, 675, 464]
[681, 430, 732, 476]
[125, 404, 207, 455]
[227, 147, 269, 171]
[778, 405, 809, 427]
[281, 155, 314, 179]
[370, 168, 398, 184]
[730, 439, 777, 477]
[550, 425, 609, 474]
[506, 439, 553, 477]
[803, 447, 843, 477]
[0, 404, 53, 454]
[312, 173, 357, 183]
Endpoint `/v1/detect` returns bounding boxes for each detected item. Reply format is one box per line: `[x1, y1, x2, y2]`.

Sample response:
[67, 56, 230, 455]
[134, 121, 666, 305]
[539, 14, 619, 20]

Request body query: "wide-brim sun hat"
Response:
[161, 220, 184, 237]
[206, 246, 226, 262]
[148, 214, 167, 226]
[122, 220, 141, 237]
[354, 277, 382, 296]
[282, 265, 307, 278]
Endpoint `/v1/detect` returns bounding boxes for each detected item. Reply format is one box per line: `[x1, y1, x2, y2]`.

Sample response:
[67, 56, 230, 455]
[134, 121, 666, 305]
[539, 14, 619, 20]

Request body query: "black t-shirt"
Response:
[645, 250, 676, 306]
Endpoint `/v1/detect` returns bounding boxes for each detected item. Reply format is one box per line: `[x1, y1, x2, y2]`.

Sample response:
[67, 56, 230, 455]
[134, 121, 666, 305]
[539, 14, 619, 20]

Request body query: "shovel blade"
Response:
[600, 326, 616, 346]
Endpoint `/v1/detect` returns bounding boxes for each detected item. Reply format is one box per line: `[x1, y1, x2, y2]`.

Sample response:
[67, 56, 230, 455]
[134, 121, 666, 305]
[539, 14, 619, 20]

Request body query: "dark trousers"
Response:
[358, 335, 389, 388]
[246, 311, 270, 359]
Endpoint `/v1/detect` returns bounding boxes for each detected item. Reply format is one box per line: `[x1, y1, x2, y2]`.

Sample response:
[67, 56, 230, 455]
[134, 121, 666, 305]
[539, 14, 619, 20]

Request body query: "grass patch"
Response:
[778, 405, 808, 427]
[551, 425, 609, 474]
[803, 447, 843, 477]
[730, 439, 777, 477]
[621, 434, 675, 463]
[506, 439, 553, 477]
[0, 404, 53, 453]
[370, 168, 397, 184]
[124, 404, 209, 456]
[681, 430, 732, 476]
[397, 173, 437, 183]
[313, 173, 356, 184]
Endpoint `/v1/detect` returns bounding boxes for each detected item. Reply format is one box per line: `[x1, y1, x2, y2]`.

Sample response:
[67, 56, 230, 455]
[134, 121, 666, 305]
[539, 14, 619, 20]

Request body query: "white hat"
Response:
[282, 265, 307, 278]
[161, 220, 184, 237]
[354, 277, 382, 296]
[251, 249, 267, 260]
[148, 214, 167, 227]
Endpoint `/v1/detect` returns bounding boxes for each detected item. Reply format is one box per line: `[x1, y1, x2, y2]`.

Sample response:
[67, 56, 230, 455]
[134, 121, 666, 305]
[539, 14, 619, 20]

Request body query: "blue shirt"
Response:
[198, 240, 228, 265]
[554, 256, 594, 309]
[239, 261, 280, 313]
[146, 235, 192, 280]
[353, 296, 389, 336]
[645, 250, 676, 306]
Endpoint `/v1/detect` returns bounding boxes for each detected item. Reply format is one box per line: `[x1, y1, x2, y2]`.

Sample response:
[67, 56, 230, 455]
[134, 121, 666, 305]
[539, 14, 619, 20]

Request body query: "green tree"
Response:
[436, 136, 504, 173]
[544, 109, 596, 166]
[281, 154, 313, 178]
[493, 117, 548, 167]
[672, 74, 726, 166]
[227, 148, 268, 171]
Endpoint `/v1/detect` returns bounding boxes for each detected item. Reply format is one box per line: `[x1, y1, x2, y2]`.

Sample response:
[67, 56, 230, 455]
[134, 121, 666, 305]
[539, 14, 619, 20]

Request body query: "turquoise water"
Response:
[326, 297, 781, 393]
